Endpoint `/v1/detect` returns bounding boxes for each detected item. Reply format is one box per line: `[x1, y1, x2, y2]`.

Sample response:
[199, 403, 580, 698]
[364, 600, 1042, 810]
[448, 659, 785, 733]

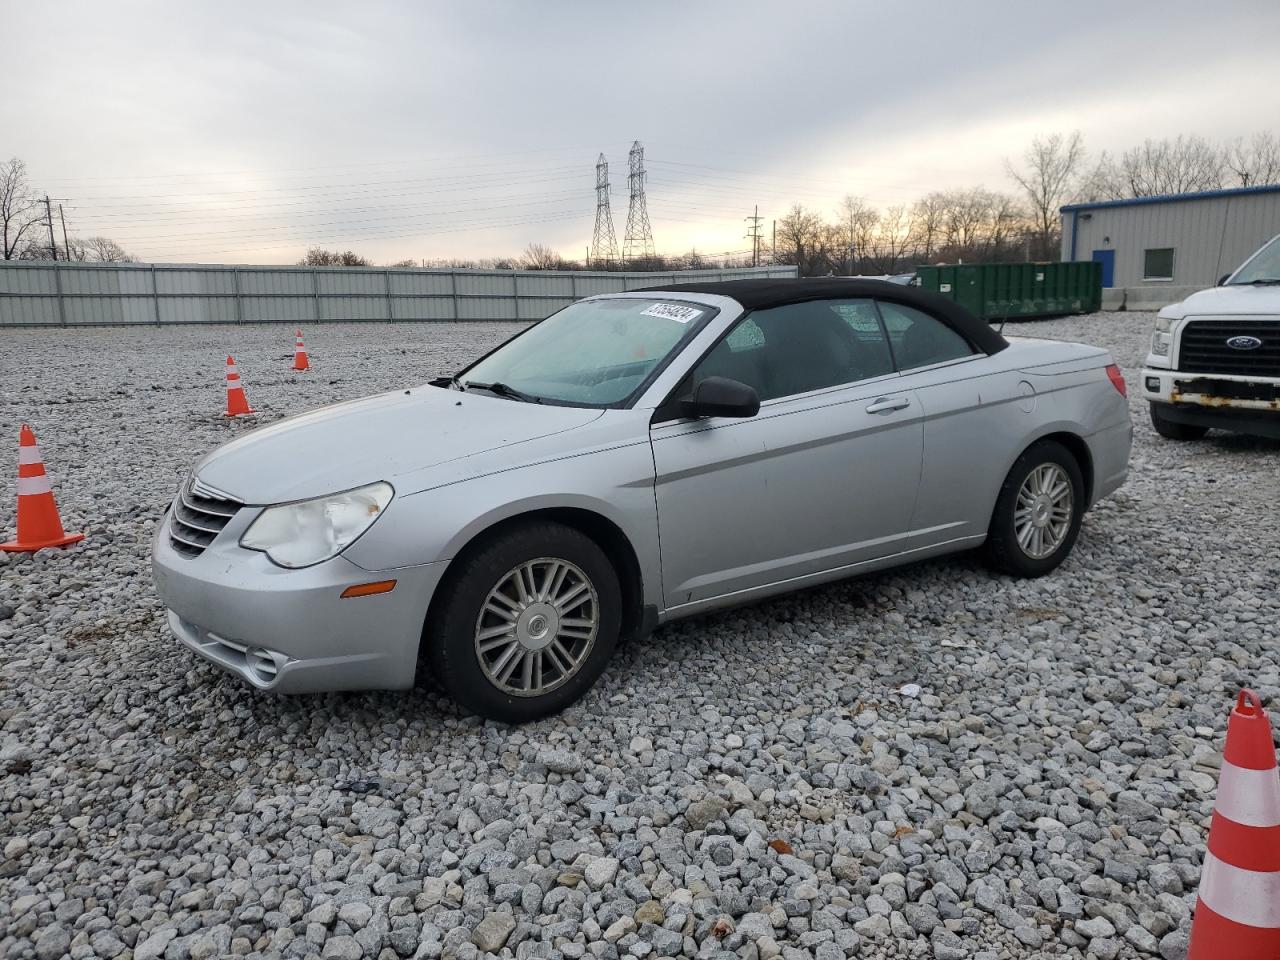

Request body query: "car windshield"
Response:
[1229, 235, 1280, 284]
[457, 297, 712, 406]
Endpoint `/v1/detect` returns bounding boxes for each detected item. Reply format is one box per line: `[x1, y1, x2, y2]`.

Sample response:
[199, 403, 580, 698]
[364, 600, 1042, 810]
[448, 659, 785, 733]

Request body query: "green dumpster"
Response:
[915, 261, 1101, 321]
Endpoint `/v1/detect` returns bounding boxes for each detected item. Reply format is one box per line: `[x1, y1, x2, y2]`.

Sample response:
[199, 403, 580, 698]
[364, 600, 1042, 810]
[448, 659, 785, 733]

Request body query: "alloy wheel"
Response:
[1013, 463, 1074, 560]
[473, 557, 599, 697]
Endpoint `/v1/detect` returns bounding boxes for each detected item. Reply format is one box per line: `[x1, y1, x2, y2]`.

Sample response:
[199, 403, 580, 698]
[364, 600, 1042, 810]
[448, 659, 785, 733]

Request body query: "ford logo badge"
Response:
[1226, 335, 1263, 350]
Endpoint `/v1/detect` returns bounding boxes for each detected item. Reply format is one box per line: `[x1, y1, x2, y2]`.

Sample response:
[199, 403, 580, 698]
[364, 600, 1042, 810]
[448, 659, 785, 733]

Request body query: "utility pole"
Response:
[59, 205, 71, 260]
[44, 195, 57, 260]
[744, 206, 763, 267]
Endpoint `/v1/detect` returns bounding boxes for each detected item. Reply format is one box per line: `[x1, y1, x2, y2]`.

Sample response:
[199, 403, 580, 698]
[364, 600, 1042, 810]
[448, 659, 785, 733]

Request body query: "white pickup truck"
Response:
[1142, 233, 1280, 440]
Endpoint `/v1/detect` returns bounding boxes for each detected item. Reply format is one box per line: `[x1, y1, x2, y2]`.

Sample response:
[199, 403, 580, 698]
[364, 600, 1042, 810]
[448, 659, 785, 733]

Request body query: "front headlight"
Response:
[1151, 315, 1174, 357]
[241, 482, 394, 568]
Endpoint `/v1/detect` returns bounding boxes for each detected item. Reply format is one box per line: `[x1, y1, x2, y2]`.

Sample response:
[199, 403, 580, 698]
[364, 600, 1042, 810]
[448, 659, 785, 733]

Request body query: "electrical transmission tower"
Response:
[589, 153, 619, 268]
[622, 141, 655, 264]
[744, 205, 764, 267]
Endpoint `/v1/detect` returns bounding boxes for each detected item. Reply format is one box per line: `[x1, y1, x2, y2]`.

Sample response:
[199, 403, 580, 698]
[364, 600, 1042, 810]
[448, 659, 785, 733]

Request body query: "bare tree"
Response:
[1107, 136, 1224, 197]
[81, 236, 135, 262]
[834, 195, 879, 274]
[298, 247, 371, 267]
[774, 204, 834, 277]
[520, 243, 566, 270]
[386, 258, 418, 268]
[911, 192, 948, 261]
[1, 158, 46, 261]
[868, 205, 916, 273]
[1005, 132, 1085, 257]
[1224, 132, 1280, 187]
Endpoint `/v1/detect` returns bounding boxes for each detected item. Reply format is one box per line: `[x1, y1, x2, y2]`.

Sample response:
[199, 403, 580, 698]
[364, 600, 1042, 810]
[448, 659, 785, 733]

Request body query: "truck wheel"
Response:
[985, 440, 1085, 578]
[1150, 404, 1208, 441]
[425, 521, 620, 723]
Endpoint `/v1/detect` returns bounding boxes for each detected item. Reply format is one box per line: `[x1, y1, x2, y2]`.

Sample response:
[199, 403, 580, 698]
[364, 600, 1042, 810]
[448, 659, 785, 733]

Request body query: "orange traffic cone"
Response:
[1188, 689, 1280, 958]
[0, 424, 86, 552]
[292, 329, 310, 371]
[224, 355, 255, 417]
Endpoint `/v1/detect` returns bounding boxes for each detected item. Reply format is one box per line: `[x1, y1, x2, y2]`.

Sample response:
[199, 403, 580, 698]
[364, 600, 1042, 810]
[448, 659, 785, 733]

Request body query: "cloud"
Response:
[6, 0, 1279, 263]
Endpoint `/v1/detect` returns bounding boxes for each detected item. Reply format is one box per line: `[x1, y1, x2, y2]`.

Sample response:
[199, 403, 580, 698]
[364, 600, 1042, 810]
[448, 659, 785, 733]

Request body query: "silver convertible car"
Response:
[152, 279, 1131, 722]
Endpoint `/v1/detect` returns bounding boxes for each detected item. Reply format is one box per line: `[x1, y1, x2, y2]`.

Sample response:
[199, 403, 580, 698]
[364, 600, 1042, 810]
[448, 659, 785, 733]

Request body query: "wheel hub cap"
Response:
[517, 603, 559, 650]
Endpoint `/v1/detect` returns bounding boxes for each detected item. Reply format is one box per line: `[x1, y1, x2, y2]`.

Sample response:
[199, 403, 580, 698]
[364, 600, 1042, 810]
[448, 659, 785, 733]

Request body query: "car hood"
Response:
[195, 387, 604, 504]
[1162, 284, 1280, 319]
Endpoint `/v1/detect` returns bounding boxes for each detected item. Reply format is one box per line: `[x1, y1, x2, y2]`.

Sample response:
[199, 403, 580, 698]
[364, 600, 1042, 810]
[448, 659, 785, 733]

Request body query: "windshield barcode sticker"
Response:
[640, 302, 702, 324]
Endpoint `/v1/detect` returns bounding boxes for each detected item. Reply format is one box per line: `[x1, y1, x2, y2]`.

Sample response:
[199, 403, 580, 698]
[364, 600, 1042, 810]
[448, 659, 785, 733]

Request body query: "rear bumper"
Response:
[152, 508, 447, 693]
[1086, 417, 1131, 507]
[1142, 368, 1280, 439]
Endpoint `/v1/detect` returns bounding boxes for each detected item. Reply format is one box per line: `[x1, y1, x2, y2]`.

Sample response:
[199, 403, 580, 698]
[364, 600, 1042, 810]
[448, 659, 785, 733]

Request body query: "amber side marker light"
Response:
[341, 580, 397, 598]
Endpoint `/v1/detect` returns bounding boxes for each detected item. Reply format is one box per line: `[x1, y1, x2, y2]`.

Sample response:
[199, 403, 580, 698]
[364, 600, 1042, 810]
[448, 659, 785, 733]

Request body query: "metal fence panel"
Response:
[3, 296, 59, 324]
[0, 262, 797, 327]
[240, 295, 313, 323]
[0, 266, 56, 295]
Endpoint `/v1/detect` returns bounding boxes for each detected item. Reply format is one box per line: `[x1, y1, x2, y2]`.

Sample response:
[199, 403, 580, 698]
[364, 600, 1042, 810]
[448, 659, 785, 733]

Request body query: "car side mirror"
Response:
[680, 376, 760, 419]
[1218, 273, 1232, 286]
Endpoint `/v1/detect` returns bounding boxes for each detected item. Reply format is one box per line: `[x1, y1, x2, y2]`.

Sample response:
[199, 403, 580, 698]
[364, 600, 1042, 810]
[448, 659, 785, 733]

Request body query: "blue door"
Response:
[1091, 249, 1115, 288]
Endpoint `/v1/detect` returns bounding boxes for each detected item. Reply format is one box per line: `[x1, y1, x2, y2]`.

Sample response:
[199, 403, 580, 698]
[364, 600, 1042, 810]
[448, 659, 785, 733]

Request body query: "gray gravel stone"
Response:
[0, 313, 1264, 960]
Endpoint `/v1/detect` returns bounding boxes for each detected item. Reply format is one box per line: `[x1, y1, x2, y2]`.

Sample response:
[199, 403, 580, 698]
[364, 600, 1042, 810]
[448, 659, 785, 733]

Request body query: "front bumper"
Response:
[1142, 367, 1280, 439]
[152, 505, 447, 693]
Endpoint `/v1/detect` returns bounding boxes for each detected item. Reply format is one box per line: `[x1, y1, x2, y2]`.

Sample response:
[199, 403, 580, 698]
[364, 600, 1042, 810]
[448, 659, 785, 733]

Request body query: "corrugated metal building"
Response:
[1060, 184, 1280, 309]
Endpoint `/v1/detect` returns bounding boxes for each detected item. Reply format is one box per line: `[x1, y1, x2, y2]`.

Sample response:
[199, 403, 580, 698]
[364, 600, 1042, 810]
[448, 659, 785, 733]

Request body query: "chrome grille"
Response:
[169, 477, 242, 558]
[1178, 320, 1280, 377]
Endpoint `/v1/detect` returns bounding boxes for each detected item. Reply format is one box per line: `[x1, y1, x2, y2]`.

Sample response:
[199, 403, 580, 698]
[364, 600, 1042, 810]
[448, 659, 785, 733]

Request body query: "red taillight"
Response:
[1106, 363, 1126, 397]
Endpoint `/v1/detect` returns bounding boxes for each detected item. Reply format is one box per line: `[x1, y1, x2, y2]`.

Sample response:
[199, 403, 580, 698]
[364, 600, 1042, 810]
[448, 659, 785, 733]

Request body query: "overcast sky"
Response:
[7, 0, 1280, 265]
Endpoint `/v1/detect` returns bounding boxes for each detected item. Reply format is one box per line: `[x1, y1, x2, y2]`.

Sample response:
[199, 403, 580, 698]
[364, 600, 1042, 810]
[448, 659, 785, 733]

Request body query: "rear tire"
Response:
[1150, 404, 1209, 441]
[425, 521, 620, 723]
[985, 440, 1085, 578]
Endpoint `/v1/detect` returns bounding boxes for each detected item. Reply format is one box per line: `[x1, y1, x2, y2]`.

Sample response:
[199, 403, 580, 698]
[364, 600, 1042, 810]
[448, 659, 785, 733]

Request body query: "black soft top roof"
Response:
[638, 277, 1008, 355]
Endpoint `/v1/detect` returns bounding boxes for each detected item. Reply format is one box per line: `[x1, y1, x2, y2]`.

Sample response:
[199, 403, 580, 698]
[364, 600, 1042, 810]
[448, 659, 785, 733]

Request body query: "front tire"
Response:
[425, 521, 621, 723]
[1150, 403, 1209, 441]
[985, 440, 1085, 578]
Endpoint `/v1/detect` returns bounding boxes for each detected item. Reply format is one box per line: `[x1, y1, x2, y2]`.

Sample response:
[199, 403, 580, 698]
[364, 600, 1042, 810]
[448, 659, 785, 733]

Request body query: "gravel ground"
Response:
[1, 311, 1278, 960]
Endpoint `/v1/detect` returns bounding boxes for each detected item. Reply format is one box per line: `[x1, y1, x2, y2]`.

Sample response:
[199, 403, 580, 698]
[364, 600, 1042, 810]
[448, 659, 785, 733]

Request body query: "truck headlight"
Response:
[241, 482, 393, 568]
[1151, 315, 1174, 357]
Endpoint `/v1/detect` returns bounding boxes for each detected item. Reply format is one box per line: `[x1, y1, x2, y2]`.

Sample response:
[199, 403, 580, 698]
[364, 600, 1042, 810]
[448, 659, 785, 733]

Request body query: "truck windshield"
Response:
[457, 297, 712, 407]
[1229, 235, 1280, 284]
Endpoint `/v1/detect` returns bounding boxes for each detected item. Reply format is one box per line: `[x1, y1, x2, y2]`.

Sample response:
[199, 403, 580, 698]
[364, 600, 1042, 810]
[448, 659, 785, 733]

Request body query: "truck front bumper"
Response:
[1142, 368, 1280, 439]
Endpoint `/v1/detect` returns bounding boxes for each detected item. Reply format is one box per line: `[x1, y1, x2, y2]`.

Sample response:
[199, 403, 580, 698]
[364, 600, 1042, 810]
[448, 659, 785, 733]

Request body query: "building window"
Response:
[1144, 248, 1175, 281]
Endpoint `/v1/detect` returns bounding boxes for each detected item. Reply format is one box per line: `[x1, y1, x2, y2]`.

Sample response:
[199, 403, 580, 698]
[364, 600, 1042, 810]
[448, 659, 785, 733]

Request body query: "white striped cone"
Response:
[292, 329, 310, 371]
[224, 355, 255, 416]
[1188, 689, 1280, 958]
[1, 424, 86, 552]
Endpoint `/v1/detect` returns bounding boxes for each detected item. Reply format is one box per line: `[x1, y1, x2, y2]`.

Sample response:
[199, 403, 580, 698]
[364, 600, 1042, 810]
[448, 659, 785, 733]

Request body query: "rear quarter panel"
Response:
[907, 345, 1128, 545]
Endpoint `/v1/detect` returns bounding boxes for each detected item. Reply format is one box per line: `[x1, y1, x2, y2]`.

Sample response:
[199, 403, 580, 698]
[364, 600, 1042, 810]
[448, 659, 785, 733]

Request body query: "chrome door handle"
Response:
[865, 396, 910, 414]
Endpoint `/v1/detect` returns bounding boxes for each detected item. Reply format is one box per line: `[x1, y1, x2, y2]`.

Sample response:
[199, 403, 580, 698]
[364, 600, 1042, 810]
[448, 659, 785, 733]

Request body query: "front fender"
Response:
[341, 440, 662, 611]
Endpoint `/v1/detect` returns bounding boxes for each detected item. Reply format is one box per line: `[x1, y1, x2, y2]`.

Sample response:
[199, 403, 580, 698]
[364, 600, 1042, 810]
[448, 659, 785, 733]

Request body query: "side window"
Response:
[687, 299, 895, 404]
[877, 301, 975, 370]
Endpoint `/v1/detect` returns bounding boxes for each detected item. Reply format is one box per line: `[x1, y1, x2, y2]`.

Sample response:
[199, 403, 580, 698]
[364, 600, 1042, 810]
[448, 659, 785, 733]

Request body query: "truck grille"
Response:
[1178, 320, 1280, 377]
[169, 477, 242, 558]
